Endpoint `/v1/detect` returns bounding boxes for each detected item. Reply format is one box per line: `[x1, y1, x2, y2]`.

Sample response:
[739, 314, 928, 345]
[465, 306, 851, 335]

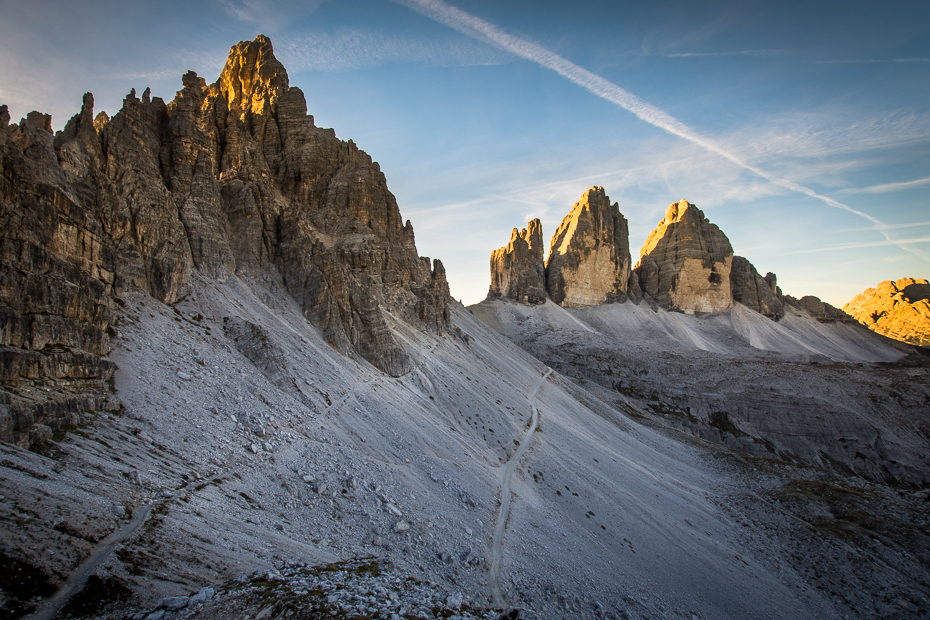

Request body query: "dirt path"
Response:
[489, 368, 552, 609]
[23, 502, 157, 620]
[22, 464, 244, 620]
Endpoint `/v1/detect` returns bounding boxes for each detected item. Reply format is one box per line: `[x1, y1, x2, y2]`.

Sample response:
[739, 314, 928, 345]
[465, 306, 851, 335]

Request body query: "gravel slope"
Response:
[2, 273, 928, 620]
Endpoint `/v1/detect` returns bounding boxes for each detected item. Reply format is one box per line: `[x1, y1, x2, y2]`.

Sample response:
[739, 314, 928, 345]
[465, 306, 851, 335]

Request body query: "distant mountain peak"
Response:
[487, 219, 547, 305]
[545, 185, 631, 306]
[632, 200, 733, 313]
[844, 278, 930, 346]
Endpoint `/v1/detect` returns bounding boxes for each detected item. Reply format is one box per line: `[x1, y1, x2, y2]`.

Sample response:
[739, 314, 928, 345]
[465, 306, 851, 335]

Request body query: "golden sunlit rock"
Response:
[488, 219, 547, 304]
[843, 277, 930, 346]
[632, 200, 733, 313]
[545, 186, 631, 306]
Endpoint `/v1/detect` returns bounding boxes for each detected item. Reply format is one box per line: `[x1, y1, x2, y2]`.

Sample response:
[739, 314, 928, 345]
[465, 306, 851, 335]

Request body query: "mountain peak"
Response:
[545, 185, 631, 306]
[633, 200, 733, 313]
[843, 277, 930, 346]
[488, 219, 546, 304]
[218, 35, 289, 117]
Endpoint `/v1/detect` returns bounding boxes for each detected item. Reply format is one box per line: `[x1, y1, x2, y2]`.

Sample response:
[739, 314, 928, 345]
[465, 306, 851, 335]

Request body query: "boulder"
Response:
[633, 200, 732, 313]
[843, 278, 930, 346]
[488, 219, 547, 304]
[545, 186, 631, 306]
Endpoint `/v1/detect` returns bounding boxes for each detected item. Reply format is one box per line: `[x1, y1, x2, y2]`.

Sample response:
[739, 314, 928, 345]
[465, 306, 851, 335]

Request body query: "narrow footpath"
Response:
[489, 368, 553, 609]
[22, 463, 244, 620]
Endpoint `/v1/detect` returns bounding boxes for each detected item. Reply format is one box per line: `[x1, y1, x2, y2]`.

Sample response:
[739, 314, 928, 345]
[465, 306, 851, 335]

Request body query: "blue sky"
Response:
[1, 0, 928, 306]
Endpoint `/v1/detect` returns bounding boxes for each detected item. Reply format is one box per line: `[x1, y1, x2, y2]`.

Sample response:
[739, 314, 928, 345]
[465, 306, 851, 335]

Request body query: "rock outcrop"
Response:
[0, 97, 120, 448]
[730, 256, 785, 319]
[488, 219, 547, 304]
[843, 278, 930, 346]
[783, 296, 856, 325]
[0, 35, 453, 446]
[545, 186, 630, 306]
[632, 200, 733, 313]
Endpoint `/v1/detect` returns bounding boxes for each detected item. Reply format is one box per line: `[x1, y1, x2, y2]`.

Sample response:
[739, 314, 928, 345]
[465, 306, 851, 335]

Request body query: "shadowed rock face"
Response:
[782, 295, 857, 325]
[0, 35, 452, 445]
[632, 200, 733, 313]
[545, 186, 631, 306]
[488, 219, 547, 304]
[730, 256, 785, 320]
[844, 278, 930, 346]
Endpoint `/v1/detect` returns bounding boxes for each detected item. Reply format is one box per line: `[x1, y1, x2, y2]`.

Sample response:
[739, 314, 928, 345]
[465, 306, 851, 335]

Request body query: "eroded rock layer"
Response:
[488, 219, 547, 304]
[783, 296, 857, 325]
[632, 200, 733, 313]
[730, 256, 785, 319]
[843, 278, 930, 346]
[0, 35, 452, 445]
[545, 186, 630, 306]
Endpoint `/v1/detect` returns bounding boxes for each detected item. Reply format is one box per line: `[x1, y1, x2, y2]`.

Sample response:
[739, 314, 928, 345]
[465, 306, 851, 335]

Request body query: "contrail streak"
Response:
[839, 176, 930, 195]
[392, 0, 929, 262]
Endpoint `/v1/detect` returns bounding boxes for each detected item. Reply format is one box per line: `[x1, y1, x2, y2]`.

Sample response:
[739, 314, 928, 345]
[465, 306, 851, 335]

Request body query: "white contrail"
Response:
[391, 0, 929, 262]
[839, 176, 930, 195]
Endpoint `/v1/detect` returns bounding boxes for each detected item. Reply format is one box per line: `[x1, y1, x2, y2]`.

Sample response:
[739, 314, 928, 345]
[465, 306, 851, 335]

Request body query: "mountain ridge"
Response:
[0, 36, 928, 620]
[0, 35, 458, 450]
[487, 186, 856, 325]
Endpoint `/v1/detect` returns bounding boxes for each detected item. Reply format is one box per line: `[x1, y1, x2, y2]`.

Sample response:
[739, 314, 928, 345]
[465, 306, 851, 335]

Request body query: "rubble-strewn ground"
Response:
[470, 298, 929, 487]
[2, 275, 929, 620]
[105, 557, 500, 620]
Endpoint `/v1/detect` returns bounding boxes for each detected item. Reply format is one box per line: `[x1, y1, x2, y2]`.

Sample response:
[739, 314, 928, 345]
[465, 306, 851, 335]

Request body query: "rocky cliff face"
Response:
[545, 186, 630, 306]
[632, 200, 733, 313]
[730, 256, 785, 320]
[0, 101, 120, 448]
[843, 278, 930, 346]
[782, 295, 856, 325]
[0, 35, 452, 446]
[487, 219, 547, 304]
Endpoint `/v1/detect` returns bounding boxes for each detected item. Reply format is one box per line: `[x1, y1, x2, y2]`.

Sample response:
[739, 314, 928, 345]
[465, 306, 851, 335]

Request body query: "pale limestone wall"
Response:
[669, 256, 733, 313]
[633, 200, 733, 314]
[546, 186, 630, 306]
[556, 244, 630, 307]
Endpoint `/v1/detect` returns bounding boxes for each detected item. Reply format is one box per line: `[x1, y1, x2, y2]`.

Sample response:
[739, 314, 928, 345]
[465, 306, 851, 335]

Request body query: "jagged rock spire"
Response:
[545, 186, 631, 306]
[488, 219, 547, 304]
[0, 35, 453, 389]
[218, 34, 290, 119]
[632, 200, 733, 313]
[730, 256, 785, 320]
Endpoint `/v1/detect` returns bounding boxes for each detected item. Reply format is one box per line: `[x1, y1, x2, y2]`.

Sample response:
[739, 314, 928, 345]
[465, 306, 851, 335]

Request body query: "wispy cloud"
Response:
[815, 57, 930, 64]
[664, 49, 788, 58]
[391, 0, 930, 263]
[403, 136, 784, 241]
[219, 0, 324, 32]
[790, 237, 930, 254]
[277, 30, 507, 73]
[840, 221, 930, 233]
[838, 176, 930, 195]
[101, 49, 229, 83]
[736, 111, 930, 161]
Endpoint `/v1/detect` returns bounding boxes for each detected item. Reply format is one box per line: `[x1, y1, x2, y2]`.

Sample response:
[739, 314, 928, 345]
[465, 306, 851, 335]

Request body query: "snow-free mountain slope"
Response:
[0, 35, 928, 620]
[470, 297, 928, 488]
[11, 271, 904, 620]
